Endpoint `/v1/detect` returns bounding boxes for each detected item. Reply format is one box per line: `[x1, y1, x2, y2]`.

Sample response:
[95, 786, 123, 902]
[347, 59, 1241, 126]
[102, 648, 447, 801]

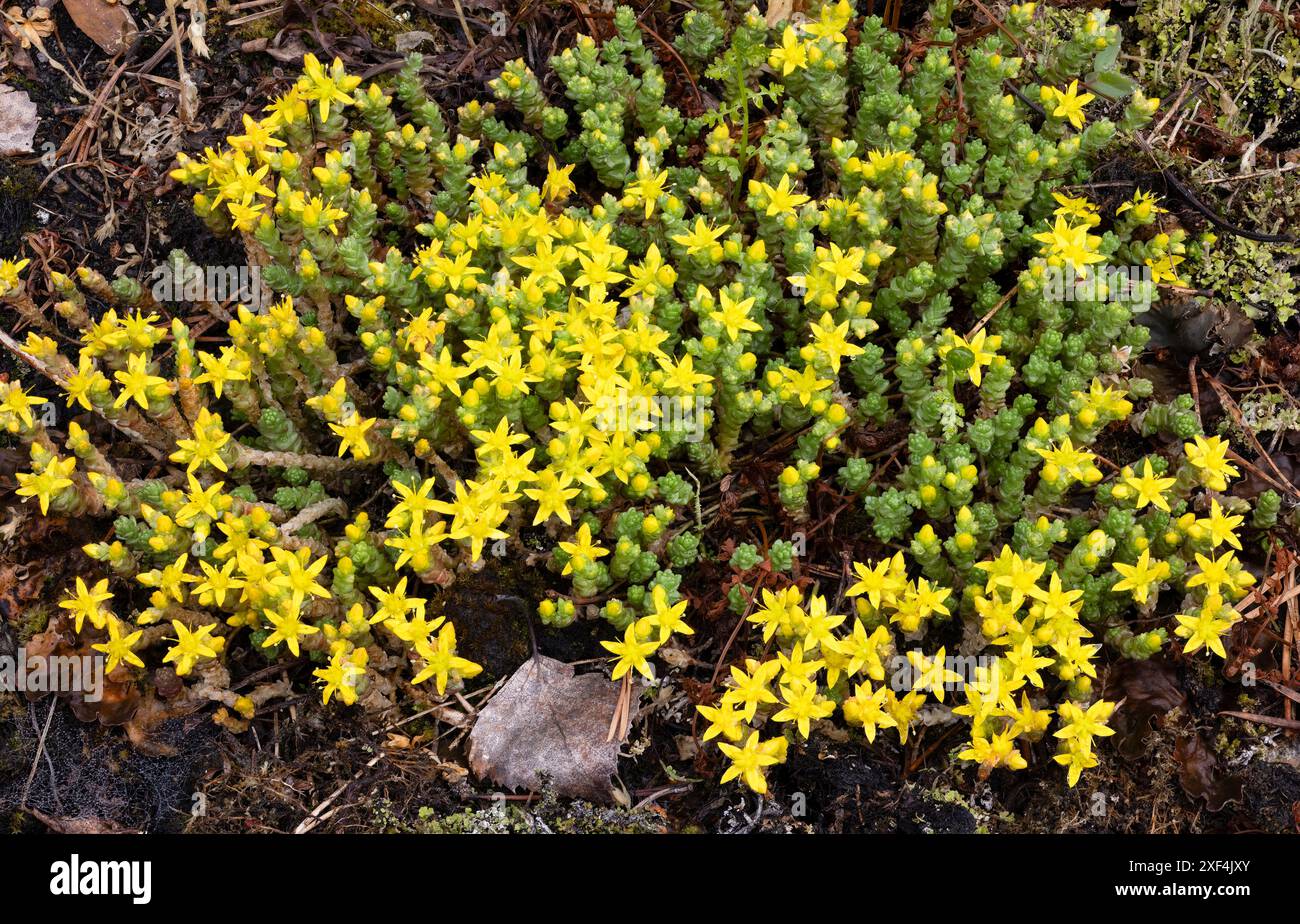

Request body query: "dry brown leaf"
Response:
[62, 0, 138, 56]
[3, 6, 53, 49]
[765, 0, 797, 27]
[1105, 657, 1184, 759]
[468, 655, 623, 802]
[0, 82, 38, 154]
[0, 507, 25, 542]
[1173, 734, 1244, 812]
[395, 30, 436, 53]
[242, 34, 309, 64]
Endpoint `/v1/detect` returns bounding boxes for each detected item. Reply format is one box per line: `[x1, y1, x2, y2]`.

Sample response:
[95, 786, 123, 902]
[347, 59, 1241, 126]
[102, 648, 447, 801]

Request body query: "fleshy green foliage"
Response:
[729, 543, 763, 572]
[1252, 490, 1281, 529]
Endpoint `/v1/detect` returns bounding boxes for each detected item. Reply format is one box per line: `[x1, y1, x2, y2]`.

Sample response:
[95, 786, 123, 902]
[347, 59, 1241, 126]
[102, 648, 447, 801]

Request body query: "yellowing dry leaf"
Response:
[4, 6, 54, 49]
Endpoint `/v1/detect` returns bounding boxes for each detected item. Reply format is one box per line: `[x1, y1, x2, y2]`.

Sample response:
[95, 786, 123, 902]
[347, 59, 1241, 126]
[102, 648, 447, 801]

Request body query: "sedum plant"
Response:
[0, 1, 1276, 794]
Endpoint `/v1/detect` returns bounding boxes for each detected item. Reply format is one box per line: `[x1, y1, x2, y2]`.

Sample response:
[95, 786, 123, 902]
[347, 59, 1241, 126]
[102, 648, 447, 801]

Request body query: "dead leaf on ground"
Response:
[765, 0, 797, 27]
[3, 5, 53, 49]
[1173, 734, 1244, 812]
[395, 30, 437, 54]
[0, 82, 38, 154]
[1106, 657, 1184, 759]
[468, 655, 624, 802]
[1106, 658, 1244, 811]
[62, 0, 138, 56]
[241, 34, 309, 64]
[0, 507, 25, 543]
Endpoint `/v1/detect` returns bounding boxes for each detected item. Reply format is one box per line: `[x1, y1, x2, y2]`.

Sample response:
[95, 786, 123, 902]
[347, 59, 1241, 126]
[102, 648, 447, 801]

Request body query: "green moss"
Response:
[317, 1, 425, 50]
[215, 0, 427, 46]
[15, 605, 49, 643]
[214, 7, 281, 42]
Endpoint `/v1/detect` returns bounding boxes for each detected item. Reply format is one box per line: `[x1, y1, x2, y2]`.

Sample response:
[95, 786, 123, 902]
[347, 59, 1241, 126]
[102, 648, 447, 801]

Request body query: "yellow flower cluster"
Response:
[1108, 434, 1253, 659]
[697, 541, 1115, 792]
[698, 425, 1255, 794]
[0, 291, 484, 708]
